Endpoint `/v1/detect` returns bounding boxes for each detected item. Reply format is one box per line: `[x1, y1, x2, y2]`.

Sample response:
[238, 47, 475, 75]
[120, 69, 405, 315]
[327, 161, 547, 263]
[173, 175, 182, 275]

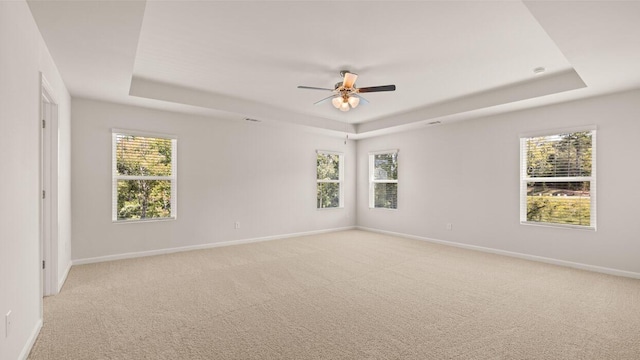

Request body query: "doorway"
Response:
[40, 74, 59, 297]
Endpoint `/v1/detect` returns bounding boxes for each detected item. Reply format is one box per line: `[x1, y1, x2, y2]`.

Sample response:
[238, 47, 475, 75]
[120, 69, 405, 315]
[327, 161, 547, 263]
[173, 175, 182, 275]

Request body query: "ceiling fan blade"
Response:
[314, 94, 338, 105]
[342, 72, 358, 89]
[297, 86, 334, 91]
[357, 85, 396, 93]
[352, 93, 370, 104]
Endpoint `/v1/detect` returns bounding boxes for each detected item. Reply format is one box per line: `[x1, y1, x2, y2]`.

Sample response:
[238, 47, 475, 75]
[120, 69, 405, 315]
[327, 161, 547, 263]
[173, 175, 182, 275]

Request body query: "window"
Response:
[112, 130, 177, 221]
[520, 128, 596, 229]
[369, 150, 398, 209]
[316, 151, 344, 208]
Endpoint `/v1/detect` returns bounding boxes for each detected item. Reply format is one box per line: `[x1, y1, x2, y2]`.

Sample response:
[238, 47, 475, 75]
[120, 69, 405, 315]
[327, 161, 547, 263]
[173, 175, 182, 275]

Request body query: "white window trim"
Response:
[112, 128, 177, 139]
[519, 125, 597, 139]
[369, 149, 399, 209]
[316, 150, 344, 209]
[519, 128, 596, 230]
[112, 130, 178, 222]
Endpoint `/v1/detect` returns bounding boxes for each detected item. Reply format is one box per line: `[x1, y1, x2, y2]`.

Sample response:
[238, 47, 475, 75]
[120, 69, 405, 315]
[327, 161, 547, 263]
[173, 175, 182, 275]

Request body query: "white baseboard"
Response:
[357, 226, 640, 279]
[58, 260, 72, 292]
[73, 226, 357, 266]
[19, 318, 42, 360]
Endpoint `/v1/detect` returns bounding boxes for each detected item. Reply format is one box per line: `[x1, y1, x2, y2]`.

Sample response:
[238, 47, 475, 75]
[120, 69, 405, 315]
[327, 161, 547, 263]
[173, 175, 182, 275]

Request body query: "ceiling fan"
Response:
[297, 70, 396, 112]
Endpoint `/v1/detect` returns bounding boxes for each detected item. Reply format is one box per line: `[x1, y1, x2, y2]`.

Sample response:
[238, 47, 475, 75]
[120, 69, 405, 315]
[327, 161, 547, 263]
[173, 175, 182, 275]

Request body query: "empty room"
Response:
[2, 1, 640, 359]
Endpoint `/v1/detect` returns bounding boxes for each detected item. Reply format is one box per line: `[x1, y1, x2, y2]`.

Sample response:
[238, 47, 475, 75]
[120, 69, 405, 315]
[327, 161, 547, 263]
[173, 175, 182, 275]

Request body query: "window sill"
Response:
[369, 207, 398, 211]
[520, 221, 595, 231]
[317, 206, 344, 211]
[113, 217, 176, 224]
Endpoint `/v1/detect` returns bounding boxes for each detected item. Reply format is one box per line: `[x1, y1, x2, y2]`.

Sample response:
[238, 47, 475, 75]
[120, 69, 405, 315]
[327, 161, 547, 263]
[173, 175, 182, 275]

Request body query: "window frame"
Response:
[369, 149, 399, 210]
[112, 129, 178, 222]
[316, 150, 344, 209]
[519, 126, 596, 230]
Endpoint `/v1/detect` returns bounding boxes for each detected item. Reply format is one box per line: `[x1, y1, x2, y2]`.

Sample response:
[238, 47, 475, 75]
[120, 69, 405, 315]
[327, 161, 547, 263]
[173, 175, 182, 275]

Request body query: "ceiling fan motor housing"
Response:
[339, 70, 353, 78]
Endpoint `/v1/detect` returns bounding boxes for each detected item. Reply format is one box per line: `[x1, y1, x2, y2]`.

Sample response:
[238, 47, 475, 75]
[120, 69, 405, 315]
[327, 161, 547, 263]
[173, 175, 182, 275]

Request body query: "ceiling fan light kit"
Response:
[331, 94, 361, 111]
[298, 70, 396, 112]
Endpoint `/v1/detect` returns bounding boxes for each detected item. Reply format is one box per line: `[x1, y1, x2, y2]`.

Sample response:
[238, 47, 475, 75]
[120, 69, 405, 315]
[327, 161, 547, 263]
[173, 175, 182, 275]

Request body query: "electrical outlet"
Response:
[5, 310, 11, 338]
[446, 223, 452, 231]
[234, 221, 240, 230]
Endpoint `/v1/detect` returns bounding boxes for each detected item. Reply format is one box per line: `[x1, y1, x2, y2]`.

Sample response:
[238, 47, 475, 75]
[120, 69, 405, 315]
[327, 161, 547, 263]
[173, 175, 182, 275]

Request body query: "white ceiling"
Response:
[27, 1, 640, 138]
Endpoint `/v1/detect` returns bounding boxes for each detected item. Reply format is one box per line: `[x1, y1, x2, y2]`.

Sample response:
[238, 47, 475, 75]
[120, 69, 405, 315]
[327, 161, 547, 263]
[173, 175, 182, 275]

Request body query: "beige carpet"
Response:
[29, 230, 640, 359]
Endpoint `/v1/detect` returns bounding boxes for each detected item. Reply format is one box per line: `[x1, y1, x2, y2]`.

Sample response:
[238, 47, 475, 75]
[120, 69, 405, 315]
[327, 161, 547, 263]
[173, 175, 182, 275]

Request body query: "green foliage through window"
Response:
[521, 131, 594, 227]
[114, 134, 176, 221]
[526, 131, 592, 178]
[526, 182, 591, 225]
[317, 152, 343, 208]
[374, 183, 397, 209]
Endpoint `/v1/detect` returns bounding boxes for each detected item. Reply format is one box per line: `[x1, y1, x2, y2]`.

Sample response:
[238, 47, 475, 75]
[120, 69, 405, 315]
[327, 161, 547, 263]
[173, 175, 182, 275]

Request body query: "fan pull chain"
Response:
[344, 118, 348, 145]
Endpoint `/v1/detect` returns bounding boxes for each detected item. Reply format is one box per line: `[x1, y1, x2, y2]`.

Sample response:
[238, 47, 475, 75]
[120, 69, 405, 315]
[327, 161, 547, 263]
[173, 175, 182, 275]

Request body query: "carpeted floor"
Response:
[29, 230, 640, 359]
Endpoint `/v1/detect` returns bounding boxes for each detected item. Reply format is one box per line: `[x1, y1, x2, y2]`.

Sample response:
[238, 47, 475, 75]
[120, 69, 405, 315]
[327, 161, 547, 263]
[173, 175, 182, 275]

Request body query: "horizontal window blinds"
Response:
[317, 151, 344, 209]
[520, 130, 595, 229]
[369, 150, 398, 209]
[112, 132, 177, 221]
[115, 134, 173, 177]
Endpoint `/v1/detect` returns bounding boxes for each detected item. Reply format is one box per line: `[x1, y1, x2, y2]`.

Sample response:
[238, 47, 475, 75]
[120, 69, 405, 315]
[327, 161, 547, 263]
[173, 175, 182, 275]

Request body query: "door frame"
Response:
[40, 73, 59, 298]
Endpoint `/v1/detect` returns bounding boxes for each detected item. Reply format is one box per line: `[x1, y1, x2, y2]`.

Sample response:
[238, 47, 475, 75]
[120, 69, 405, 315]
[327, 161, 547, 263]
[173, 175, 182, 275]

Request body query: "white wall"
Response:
[357, 90, 640, 275]
[0, 1, 71, 359]
[71, 99, 356, 261]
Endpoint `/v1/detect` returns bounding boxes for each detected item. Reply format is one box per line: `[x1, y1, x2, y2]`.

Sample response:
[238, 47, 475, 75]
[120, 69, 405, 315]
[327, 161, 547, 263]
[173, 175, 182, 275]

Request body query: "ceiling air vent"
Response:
[244, 118, 261, 123]
[426, 121, 442, 126]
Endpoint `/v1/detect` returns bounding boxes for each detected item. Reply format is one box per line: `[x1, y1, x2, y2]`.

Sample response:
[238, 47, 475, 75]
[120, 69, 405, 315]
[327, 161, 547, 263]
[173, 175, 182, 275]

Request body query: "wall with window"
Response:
[71, 98, 356, 261]
[356, 89, 640, 274]
[0, 1, 71, 359]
